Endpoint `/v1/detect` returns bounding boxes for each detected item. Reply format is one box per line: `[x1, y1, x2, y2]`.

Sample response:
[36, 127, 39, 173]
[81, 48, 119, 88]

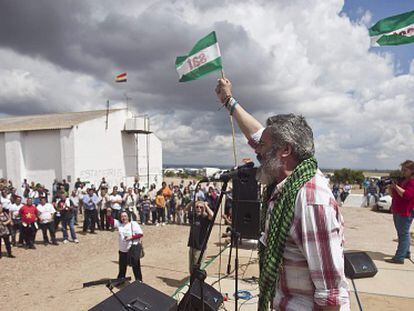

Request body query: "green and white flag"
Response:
[369, 10, 414, 46]
[175, 31, 222, 82]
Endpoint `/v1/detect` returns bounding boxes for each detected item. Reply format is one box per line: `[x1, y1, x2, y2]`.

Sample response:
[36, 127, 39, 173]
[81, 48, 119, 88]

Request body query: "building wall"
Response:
[4, 132, 25, 190]
[22, 130, 62, 191]
[136, 133, 163, 189]
[74, 109, 132, 188]
[0, 133, 6, 177]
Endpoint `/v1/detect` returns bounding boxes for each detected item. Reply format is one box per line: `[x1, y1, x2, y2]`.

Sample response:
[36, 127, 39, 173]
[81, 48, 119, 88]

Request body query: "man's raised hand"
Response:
[215, 78, 232, 104]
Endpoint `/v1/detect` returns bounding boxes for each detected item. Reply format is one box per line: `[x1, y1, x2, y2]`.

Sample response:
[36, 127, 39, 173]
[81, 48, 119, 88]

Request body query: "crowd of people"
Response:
[0, 176, 227, 260]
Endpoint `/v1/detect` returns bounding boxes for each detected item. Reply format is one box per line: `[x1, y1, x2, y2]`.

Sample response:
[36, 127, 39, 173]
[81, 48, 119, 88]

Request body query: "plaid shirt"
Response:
[264, 170, 350, 310]
[250, 128, 349, 309]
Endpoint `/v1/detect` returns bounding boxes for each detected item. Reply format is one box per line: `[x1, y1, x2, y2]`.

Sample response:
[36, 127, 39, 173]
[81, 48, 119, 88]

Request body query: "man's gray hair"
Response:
[266, 114, 315, 162]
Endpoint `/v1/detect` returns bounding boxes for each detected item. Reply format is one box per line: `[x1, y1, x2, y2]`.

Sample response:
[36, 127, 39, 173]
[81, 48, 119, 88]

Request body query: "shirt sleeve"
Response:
[402, 180, 414, 201]
[247, 127, 265, 149]
[114, 219, 120, 229]
[298, 202, 348, 307]
[132, 221, 143, 236]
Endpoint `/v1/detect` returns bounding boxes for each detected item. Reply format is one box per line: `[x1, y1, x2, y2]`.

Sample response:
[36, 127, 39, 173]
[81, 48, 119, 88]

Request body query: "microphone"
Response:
[200, 162, 255, 182]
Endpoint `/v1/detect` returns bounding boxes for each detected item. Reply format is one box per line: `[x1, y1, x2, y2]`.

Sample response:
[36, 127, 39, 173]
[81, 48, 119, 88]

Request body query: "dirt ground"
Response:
[1, 184, 414, 310]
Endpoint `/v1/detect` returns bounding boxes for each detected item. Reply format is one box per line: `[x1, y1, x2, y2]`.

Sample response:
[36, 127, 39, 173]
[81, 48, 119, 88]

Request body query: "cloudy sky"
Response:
[0, 0, 413, 170]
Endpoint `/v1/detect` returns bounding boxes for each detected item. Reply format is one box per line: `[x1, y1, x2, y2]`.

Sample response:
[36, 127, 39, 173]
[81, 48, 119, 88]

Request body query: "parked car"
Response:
[375, 194, 392, 212]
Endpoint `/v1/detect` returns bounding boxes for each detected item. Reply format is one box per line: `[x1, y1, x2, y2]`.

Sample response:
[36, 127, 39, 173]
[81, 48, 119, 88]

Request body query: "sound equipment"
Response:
[89, 281, 177, 311]
[186, 278, 223, 311]
[344, 251, 378, 279]
[232, 167, 260, 239]
[83, 277, 131, 288]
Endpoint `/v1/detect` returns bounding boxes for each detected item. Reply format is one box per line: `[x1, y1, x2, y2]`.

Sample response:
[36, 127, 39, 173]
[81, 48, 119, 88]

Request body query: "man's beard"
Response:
[256, 151, 283, 185]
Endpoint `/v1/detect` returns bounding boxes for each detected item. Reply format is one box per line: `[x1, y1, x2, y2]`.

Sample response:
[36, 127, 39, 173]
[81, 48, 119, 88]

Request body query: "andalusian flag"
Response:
[115, 72, 127, 83]
[369, 10, 414, 46]
[175, 31, 222, 82]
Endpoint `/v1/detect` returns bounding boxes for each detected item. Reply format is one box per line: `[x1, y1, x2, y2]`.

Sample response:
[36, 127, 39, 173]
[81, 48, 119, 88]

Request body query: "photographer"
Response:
[184, 200, 213, 274]
[386, 160, 414, 264]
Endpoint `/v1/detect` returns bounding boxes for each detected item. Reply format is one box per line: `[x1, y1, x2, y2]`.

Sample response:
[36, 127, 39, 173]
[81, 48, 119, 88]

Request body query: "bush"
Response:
[164, 171, 176, 178]
[332, 168, 365, 184]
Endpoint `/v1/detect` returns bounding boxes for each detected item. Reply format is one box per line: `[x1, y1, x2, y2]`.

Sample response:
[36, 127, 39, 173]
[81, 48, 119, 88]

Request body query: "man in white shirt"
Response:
[8, 196, 24, 246]
[110, 186, 123, 220]
[37, 197, 58, 245]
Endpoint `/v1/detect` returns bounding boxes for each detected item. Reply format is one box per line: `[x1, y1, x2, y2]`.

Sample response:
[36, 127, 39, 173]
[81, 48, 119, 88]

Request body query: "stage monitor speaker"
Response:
[344, 251, 378, 279]
[89, 281, 177, 311]
[186, 278, 223, 311]
[232, 167, 260, 240]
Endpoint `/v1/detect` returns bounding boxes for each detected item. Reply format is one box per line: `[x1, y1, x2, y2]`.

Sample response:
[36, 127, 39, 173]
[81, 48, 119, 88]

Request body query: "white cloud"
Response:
[0, 0, 413, 169]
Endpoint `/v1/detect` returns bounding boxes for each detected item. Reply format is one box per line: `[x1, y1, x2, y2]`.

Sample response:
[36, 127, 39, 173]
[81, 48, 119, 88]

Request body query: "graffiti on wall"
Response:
[79, 168, 124, 180]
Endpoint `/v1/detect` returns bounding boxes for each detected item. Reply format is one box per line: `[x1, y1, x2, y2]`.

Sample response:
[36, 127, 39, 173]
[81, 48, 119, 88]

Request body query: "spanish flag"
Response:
[115, 72, 127, 83]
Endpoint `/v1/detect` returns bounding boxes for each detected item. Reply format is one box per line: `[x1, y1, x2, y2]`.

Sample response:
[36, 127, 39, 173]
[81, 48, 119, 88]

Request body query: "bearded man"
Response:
[216, 78, 349, 311]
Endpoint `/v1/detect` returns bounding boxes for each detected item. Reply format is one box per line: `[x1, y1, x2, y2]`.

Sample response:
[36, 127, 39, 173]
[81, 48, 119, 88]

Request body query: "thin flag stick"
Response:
[220, 69, 238, 167]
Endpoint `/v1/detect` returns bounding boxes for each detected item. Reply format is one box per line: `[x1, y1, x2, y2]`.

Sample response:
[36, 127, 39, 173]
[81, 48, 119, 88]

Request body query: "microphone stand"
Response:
[178, 179, 228, 311]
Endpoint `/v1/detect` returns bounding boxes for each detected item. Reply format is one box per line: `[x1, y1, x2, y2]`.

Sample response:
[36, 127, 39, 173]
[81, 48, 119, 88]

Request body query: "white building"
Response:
[0, 108, 162, 192]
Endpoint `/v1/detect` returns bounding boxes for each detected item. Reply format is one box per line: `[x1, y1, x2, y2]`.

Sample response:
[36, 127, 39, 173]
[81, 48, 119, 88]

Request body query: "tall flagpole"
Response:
[221, 69, 238, 167]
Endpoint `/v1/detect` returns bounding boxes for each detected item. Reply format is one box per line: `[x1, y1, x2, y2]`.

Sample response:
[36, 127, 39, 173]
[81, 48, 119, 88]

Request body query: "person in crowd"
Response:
[175, 191, 185, 225]
[133, 176, 140, 191]
[182, 188, 192, 224]
[58, 192, 79, 243]
[119, 182, 126, 198]
[185, 200, 213, 274]
[340, 181, 352, 203]
[332, 182, 340, 201]
[386, 160, 414, 264]
[82, 188, 99, 235]
[147, 184, 157, 224]
[155, 190, 166, 226]
[195, 185, 205, 201]
[168, 188, 177, 223]
[98, 186, 110, 230]
[215, 77, 349, 310]
[115, 210, 143, 281]
[74, 178, 82, 190]
[9, 196, 24, 246]
[206, 186, 218, 210]
[69, 190, 80, 225]
[124, 187, 138, 221]
[97, 177, 108, 192]
[37, 197, 58, 245]
[366, 179, 379, 207]
[1, 188, 11, 211]
[140, 195, 151, 225]
[109, 186, 123, 221]
[19, 198, 38, 249]
[62, 179, 70, 193]
[77, 182, 87, 216]
[0, 202, 15, 258]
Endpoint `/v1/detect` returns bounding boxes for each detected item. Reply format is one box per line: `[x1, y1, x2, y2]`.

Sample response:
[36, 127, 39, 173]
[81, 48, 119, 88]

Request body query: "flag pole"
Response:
[220, 69, 238, 167]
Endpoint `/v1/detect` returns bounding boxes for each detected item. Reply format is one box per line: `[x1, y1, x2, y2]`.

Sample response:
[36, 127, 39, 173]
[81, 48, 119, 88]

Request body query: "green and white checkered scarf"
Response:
[258, 156, 317, 310]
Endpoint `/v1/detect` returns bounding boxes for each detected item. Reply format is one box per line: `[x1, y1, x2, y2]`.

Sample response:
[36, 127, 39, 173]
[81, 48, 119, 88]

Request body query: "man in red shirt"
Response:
[19, 198, 38, 249]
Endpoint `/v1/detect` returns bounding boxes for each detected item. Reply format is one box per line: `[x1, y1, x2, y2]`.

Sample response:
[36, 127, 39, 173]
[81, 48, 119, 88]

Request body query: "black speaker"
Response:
[232, 168, 260, 240]
[186, 278, 223, 311]
[89, 281, 177, 311]
[344, 252, 378, 279]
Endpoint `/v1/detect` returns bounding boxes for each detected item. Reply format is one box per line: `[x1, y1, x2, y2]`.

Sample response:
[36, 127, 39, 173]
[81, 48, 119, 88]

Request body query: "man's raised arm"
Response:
[215, 78, 264, 141]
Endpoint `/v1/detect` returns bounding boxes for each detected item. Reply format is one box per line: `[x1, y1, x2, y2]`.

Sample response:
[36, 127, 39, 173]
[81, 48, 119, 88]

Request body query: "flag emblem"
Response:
[175, 31, 222, 82]
[369, 10, 414, 46]
[115, 72, 127, 83]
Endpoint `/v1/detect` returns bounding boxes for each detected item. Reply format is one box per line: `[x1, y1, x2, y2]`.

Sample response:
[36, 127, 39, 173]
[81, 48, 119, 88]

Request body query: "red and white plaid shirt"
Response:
[250, 129, 349, 310]
[265, 170, 350, 310]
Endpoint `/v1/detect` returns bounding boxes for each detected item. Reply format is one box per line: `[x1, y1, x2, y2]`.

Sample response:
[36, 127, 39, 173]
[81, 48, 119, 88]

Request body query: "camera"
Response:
[382, 177, 402, 186]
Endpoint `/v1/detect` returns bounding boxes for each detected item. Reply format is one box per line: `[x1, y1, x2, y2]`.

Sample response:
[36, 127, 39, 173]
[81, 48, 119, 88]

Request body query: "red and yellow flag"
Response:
[115, 72, 127, 83]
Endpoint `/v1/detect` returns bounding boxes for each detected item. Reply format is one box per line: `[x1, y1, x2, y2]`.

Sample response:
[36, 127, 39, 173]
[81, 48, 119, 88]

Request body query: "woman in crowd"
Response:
[115, 211, 143, 281]
[0, 202, 15, 258]
[386, 160, 414, 264]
